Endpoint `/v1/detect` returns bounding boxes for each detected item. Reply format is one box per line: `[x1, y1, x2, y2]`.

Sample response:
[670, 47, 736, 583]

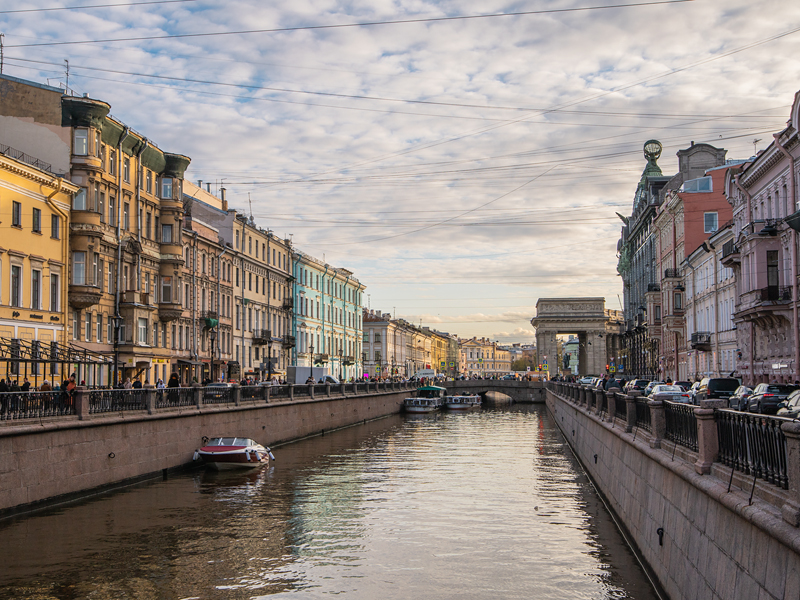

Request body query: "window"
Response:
[138, 318, 148, 344]
[12, 201, 21, 227]
[123, 157, 130, 183]
[73, 252, 86, 285]
[123, 203, 130, 230]
[31, 269, 41, 309]
[161, 177, 173, 199]
[146, 170, 152, 193]
[32, 208, 41, 233]
[107, 315, 113, 343]
[86, 313, 92, 342]
[161, 276, 172, 303]
[11, 265, 22, 307]
[99, 192, 105, 223]
[74, 129, 88, 155]
[704, 212, 718, 234]
[109, 150, 117, 175]
[73, 189, 87, 211]
[683, 176, 712, 193]
[51, 214, 60, 239]
[146, 213, 152, 239]
[153, 323, 158, 347]
[72, 311, 78, 341]
[162, 224, 173, 244]
[50, 273, 59, 311]
[374, 333, 381, 343]
[97, 316, 102, 342]
[235, 230, 240, 249]
[109, 197, 116, 225]
[674, 292, 683, 311]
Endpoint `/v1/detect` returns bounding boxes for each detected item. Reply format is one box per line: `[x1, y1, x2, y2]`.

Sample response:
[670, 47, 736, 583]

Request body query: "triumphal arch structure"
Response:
[531, 298, 622, 378]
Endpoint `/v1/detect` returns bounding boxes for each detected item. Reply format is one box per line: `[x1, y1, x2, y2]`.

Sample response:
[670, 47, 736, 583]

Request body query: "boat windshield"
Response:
[207, 437, 249, 446]
[418, 389, 442, 398]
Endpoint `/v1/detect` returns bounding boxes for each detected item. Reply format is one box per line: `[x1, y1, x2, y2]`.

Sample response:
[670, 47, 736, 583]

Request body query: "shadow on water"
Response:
[0, 406, 657, 600]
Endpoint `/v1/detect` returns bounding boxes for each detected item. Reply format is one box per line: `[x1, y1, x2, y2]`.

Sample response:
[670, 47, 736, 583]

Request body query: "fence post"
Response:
[144, 384, 155, 415]
[289, 383, 295, 401]
[781, 422, 800, 526]
[265, 386, 271, 404]
[694, 400, 725, 475]
[75, 386, 90, 420]
[309, 384, 315, 400]
[625, 394, 636, 433]
[607, 391, 617, 423]
[326, 383, 331, 397]
[193, 383, 202, 408]
[232, 383, 241, 406]
[649, 400, 665, 448]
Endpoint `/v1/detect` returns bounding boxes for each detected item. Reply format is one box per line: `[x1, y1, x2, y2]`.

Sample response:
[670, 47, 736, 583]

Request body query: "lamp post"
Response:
[268, 335, 273, 383]
[209, 328, 217, 383]
[112, 315, 123, 388]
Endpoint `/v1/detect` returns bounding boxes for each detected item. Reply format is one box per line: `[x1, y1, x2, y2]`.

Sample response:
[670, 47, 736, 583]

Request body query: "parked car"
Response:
[204, 382, 232, 400]
[643, 381, 665, 396]
[694, 378, 740, 403]
[747, 383, 800, 414]
[777, 390, 800, 419]
[688, 382, 701, 403]
[674, 381, 693, 392]
[624, 379, 649, 393]
[648, 384, 692, 403]
[579, 376, 595, 386]
[319, 375, 340, 384]
[728, 386, 753, 411]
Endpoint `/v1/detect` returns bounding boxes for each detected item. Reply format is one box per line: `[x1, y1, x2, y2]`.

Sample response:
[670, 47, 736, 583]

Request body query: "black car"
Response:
[747, 383, 799, 414]
[624, 379, 649, 393]
[694, 378, 740, 403]
[675, 381, 693, 392]
[728, 386, 753, 411]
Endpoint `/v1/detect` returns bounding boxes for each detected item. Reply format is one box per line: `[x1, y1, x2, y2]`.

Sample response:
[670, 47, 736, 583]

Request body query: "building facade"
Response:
[459, 337, 511, 378]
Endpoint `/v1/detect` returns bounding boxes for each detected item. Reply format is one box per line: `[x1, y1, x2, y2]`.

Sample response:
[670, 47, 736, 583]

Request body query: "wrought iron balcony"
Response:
[760, 286, 792, 303]
[664, 268, 681, 279]
[282, 297, 294, 311]
[691, 332, 712, 350]
[282, 335, 296, 348]
[647, 283, 661, 292]
[721, 240, 738, 259]
[252, 329, 271, 345]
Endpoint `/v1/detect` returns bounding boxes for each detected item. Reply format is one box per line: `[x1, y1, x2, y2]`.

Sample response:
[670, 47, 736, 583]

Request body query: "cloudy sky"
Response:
[3, 0, 800, 343]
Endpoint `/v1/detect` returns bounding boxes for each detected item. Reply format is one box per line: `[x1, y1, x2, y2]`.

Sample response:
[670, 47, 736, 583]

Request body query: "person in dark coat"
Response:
[167, 373, 180, 388]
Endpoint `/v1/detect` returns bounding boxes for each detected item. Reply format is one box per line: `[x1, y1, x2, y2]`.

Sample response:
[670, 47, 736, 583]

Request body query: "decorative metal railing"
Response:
[202, 386, 234, 404]
[0, 391, 75, 420]
[155, 388, 195, 409]
[614, 393, 627, 420]
[664, 401, 698, 451]
[89, 390, 147, 413]
[716, 410, 788, 489]
[635, 398, 651, 432]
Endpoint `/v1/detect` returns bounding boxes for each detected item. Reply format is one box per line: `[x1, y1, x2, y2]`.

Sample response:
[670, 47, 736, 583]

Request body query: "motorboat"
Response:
[444, 394, 482, 410]
[403, 385, 446, 413]
[194, 437, 275, 469]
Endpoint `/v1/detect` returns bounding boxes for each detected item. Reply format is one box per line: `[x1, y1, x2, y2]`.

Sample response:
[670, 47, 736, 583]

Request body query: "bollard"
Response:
[607, 392, 617, 423]
[694, 400, 725, 475]
[326, 383, 331, 397]
[648, 400, 665, 448]
[232, 383, 241, 406]
[780, 422, 800, 526]
[288, 383, 295, 401]
[144, 384, 156, 415]
[625, 394, 636, 433]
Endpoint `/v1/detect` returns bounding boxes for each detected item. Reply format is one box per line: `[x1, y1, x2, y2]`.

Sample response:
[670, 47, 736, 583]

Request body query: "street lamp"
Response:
[268, 335, 273, 383]
[209, 328, 217, 382]
[112, 315, 123, 387]
[338, 349, 343, 382]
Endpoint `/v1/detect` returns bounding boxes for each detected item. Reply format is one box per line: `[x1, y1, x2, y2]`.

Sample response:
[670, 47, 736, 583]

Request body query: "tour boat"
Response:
[403, 385, 446, 413]
[444, 394, 482, 410]
[194, 437, 275, 469]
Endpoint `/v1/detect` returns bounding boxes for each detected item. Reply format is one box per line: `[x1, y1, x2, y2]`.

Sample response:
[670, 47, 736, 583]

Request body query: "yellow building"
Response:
[459, 337, 512, 378]
[0, 154, 77, 382]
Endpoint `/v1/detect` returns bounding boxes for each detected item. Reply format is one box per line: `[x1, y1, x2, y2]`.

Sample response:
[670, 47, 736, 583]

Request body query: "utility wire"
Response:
[6, 1, 693, 48]
[0, 0, 196, 14]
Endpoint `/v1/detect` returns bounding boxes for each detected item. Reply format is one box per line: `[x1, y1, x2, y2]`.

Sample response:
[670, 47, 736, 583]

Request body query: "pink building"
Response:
[722, 90, 800, 385]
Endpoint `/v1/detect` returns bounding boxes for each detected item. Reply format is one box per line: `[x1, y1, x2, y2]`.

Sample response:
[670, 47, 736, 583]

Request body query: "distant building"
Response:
[459, 337, 511, 377]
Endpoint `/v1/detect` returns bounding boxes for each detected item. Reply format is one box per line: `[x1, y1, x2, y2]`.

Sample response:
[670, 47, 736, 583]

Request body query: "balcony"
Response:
[760, 286, 792, 303]
[664, 268, 681, 279]
[68, 283, 102, 308]
[647, 283, 661, 292]
[158, 301, 183, 322]
[313, 353, 329, 365]
[282, 297, 294, 311]
[253, 329, 271, 345]
[691, 331, 712, 351]
[202, 310, 219, 328]
[282, 335, 296, 349]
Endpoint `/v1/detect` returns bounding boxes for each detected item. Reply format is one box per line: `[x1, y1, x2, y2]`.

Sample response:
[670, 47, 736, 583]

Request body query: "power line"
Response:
[0, 0, 197, 14]
[7, 0, 693, 48]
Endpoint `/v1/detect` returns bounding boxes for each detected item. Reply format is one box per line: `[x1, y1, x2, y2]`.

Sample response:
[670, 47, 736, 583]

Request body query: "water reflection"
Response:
[0, 406, 655, 599]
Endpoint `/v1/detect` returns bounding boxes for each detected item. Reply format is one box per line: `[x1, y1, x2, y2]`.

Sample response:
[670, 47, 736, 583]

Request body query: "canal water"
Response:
[0, 405, 657, 599]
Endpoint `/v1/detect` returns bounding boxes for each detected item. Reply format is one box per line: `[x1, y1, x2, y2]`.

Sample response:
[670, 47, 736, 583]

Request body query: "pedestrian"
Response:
[168, 373, 180, 388]
[123, 377, 132, 389]
[132, 379, 142, 389]
[40, 380, 52, 392]
[156, 378, 165, 389]
[21, 378, 31, 392]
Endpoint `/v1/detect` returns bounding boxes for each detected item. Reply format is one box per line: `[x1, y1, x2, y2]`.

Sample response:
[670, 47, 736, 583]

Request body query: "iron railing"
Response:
[664, 401, 698, 451]
[664, 268, 681, 279]
[154, 388, 195, 408]
[716, 410, 788, 489]
[759, 286, 792, 302]
[202, 386, 233, 404]
[0, 144, 53, 172]
[615, 393, 627, 420]
[722, 240, 738, 258]
[635, 398, 651, 432]
[0, 391, 74, 420]
[89, 389, 147, 413]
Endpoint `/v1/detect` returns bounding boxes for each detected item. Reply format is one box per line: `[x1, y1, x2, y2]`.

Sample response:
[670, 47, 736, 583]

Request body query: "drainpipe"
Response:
[733, 174, 756, 383]
[774, 133, 799, 383]
[267, 234, 271, 375]
[217, 247, 228, 376]
[192, 231, 198, 373]
[342, 274, 350, 381]
[134, 139, 147, 294]
[46, 177, 68, 347]
[321, 265, 329, 362]
[114, 127, 129, 382]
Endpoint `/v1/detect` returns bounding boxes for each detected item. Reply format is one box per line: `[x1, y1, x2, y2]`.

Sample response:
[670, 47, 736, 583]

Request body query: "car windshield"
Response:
[654, 385, 682, 393]
[766, 385, 798, 394]
[709, 379, 740, 391]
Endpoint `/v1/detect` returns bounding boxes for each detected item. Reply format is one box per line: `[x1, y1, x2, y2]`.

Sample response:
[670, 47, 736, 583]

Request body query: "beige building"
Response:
[459, 337, 511, 378]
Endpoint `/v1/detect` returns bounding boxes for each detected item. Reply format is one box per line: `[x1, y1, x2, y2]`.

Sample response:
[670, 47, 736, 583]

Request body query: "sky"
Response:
[3, 0, 800, 344]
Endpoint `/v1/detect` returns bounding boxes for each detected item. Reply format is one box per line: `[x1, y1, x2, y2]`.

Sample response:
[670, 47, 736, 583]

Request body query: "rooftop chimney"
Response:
[220, 186, 227, 211]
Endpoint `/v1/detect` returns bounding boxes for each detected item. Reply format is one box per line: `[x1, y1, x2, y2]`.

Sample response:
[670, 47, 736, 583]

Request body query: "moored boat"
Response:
[194, 437, 275, 470]
[403, 385, 446, 413]
[444, 394, 482, 410]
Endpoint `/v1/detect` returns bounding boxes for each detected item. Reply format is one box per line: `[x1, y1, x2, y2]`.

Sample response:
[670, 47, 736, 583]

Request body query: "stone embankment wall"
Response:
[0, 389, 406, 515]
[547, 385, 800, 600]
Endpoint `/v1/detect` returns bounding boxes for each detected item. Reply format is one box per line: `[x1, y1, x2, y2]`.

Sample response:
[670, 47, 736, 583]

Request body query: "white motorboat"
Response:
[194, 437, 275, 470]
[403, 385, 446, 413]
[444, 394, 482, 410]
